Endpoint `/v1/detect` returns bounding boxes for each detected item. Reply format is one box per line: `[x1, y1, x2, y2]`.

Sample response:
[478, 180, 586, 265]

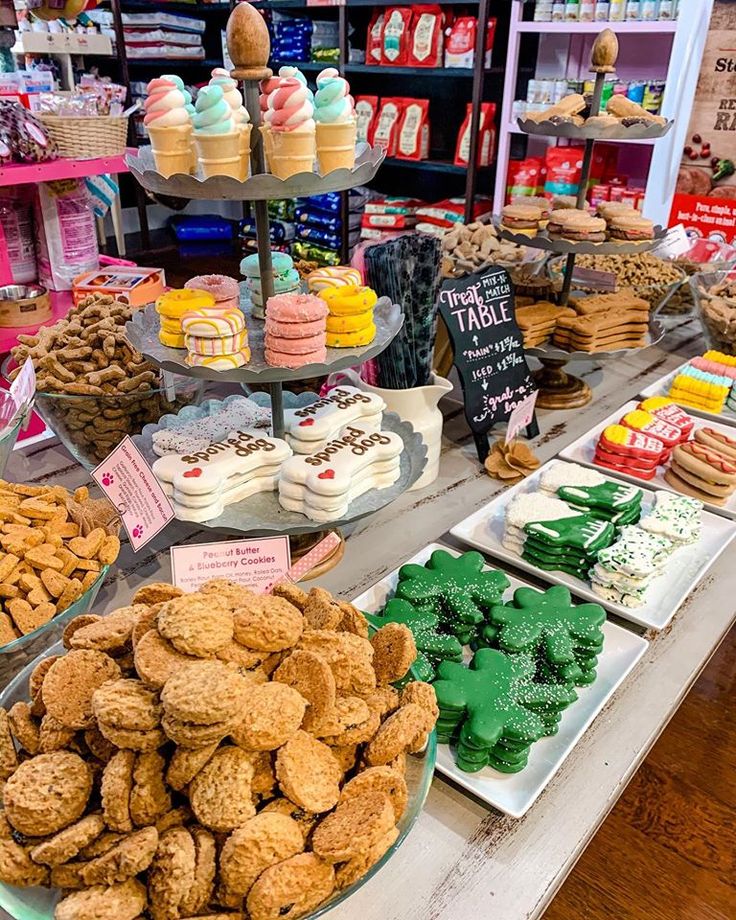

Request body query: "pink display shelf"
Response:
[0, 290, 71, 354]
[0, 151, 136, 188]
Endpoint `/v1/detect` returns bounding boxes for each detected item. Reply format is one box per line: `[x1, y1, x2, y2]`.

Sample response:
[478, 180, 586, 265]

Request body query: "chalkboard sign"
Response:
[438, 266, 538, 463]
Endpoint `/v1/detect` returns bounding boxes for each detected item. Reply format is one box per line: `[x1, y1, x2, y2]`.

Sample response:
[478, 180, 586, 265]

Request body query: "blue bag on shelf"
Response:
[239, 217, 295, 244]
[169, 215, 235, 241]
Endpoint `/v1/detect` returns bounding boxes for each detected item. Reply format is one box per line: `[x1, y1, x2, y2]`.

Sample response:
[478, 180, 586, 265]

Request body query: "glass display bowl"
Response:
[690, 269, 736, 356]
[0, 647, 436, 920]
[0, 566, 108, 688]
[0, 416, 22, 478]
[660, 256, 736, 316]
[1, 358, 204, 470]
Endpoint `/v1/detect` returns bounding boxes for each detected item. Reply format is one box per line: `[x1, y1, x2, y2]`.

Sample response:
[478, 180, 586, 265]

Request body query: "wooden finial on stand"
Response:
[590, 28, 619, 74]
[226, 1, 272, 82]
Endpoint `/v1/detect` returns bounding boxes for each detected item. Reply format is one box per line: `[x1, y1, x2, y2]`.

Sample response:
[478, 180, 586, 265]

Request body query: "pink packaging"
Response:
[395, 98, 430, 161]
[34, 180, 99, 291]
[588, 184, 611, 207]
[609, 185, 627, 202]
[373, 99, 405, 157]
[408, 5, 444, 67]
[381, 7, 413, 65]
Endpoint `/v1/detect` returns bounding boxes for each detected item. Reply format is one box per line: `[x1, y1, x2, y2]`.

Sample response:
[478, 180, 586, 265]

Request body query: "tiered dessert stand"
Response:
[124, 2, 426, 549]
[502, 29, 672, 409]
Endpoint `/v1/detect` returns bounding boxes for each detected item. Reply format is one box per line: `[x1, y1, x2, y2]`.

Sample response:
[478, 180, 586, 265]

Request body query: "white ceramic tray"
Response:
[353, 542, 648, 818]
[639, 363, 736, 427]
[559, 400, 736, 521]
[449, 463, 736, 631]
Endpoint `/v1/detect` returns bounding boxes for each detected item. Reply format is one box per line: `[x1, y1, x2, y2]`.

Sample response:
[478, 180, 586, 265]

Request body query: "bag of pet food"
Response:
[355, 96, 379, 145]
[544, 146, 584, 197]
[366, 11, 385, 65]
[373, 98, 405, 156]
[454, 102, 496, 167]
[395, 98, 430, 161]
[34, 180, 99, 291]
[506, 157, 545, 202]
[381, 7, 412, 65]
[408, 5, 444, 67]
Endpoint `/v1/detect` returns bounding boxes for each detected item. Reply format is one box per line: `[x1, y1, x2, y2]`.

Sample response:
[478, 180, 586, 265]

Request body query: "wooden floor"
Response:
[544, 624, 736, 920]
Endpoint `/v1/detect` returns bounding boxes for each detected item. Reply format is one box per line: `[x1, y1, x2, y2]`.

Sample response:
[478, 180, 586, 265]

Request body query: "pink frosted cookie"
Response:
[266, 332, 326, 355]
[265, 347, 327, 369]
[690, 356, 736, 380]
[266, 293, 328, 323]
[185, 274, 240, 310]
[181, 308, 246, 337]
[187, 348, 251, 369]
[265, 316, 325, 339]
[186, 330, 249, 356]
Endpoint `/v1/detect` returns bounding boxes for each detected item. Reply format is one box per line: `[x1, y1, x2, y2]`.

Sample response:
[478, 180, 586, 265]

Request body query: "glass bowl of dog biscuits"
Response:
[3, 293, 203, 471]
[0, 579, 437, 920]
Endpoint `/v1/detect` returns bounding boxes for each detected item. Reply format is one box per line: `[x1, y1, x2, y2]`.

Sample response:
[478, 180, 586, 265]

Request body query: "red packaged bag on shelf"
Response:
[444, 16, 497, 68]
[355, 95, 379, 145]
[381, 7, 412, 65]
[544, 146, 585, 197]
[373, 98, 405, 156]
[366, 11, 385, 65]
[395, 98, 430, 160]
[408, 5, 444, 68]
[454, 102, 496, 167]
[506, 157, 545, 202]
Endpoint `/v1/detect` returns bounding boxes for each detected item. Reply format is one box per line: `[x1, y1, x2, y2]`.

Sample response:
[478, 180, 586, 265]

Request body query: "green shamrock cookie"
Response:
[366, 598, 464, 681]
[396, 550, 510, 630]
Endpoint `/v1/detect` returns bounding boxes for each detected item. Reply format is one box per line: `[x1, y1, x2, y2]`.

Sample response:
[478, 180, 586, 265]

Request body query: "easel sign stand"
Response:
[437, 265, 539, 465]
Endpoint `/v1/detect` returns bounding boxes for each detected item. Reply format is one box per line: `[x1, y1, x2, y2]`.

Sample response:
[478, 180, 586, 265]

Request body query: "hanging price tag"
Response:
[505, 390, 539, 445]
[91, 437, 174, 552]
[171, 536, 291, 594]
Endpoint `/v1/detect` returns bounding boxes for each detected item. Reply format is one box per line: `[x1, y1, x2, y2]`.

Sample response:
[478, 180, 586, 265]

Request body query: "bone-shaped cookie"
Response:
[283, 387, 386, 443]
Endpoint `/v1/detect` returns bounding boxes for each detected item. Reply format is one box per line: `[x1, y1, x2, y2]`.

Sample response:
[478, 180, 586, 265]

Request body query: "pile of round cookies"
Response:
[501, 199, 655, 244]
[0, 578, 438, 920]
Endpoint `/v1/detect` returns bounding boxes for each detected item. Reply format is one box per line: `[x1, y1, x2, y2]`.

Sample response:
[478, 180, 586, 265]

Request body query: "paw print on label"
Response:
[132, 524, 144, 539]
[101, 473, 114, 487]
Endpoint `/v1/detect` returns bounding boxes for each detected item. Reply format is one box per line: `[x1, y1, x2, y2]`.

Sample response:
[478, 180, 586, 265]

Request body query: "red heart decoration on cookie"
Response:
[299, 419, 315, 427]
[318, 469, 335, 480]
[183, 468, 203, 478]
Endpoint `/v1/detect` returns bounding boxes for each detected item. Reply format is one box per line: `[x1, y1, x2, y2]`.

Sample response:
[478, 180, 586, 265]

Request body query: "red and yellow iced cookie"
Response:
[593, 424, 665, 481]
[620, 409, 682, 452]
[637, 398, 694, 441]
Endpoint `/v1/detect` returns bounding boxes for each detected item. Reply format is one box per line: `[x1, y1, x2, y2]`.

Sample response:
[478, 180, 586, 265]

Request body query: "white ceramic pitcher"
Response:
[332, 369, 453, 490]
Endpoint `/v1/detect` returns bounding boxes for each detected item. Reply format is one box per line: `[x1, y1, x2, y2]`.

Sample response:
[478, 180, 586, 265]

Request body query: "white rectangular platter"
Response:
[449, 462, 736, 631]
[353, 542, 648, 819]
[639, 363, 736, 427]
[558, 400, 736, 521]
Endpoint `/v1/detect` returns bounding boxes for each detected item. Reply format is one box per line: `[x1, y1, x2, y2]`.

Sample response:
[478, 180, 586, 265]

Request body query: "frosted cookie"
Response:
[318, 286, 378, 317]
[187, 350, 251, 370]
[595, 525, 673, 578]
[637, 398, 694, 440]
[185, 331, 248, 357]
[504, 493, 578, 533]
[156, 289, 216, 350]
[267, 293, 328, 323]
[185, 274, 240, 311]
[152, 429, 291, 522]
[241, 252, 300, 310]
[265, 317, 325, 339]
[639, 490, 702, 544]
[539, 461, 606, 493]
[151, 397, 270, 457]
[266, 333, 328, 356]
[620, 410, 682, 453]
[326, 311, 374, 334]
[181, 308, 246, 338]
[306, 265, 362, 293]
[326, 325, 377, 348]
[284, 386, 385, 454]
[265, 348, 327, 369]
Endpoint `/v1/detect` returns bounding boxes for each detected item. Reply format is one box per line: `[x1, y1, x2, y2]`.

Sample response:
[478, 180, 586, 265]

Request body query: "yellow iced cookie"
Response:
[159, 329, 186, 349]
[319, 285, 378, 316]
[307, 266, 362, 293]
[326, 324, 376, 348]
[160, 316, 185, 335]
[156, 288, 216, 319]
[326, 309, 373, 334]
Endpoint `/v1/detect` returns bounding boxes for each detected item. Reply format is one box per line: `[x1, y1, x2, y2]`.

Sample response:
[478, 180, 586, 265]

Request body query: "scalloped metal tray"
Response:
[125, 299, 403, 385]
[133, 393, 428, 537]
[125, 143, 385, 200]
[498, 223, 667, 255]
[526, 314, 666, 362]
[517, 117, 673, 141]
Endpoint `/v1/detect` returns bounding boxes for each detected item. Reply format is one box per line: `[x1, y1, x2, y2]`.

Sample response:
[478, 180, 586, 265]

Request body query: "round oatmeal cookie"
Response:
[62, 614, 102, 649]
[272, 650, 336, 734]
[275, 730, 341, 814]
[29, 655, 58, 716]
[400, 681, 439, 751]
[200, 578, 258, 608]
[157, 594, 234, 658]
[0, 838, 49, 887]
[364, 703, 427, 767]
[132, 582, 184, 606]
[42, 649, 122, 730]
[161, 714, 234, 749]
[247, 750, 277, 800]
[79, 830, 127, 860]
[189, 745, 256, 833]
[68, 605, 145, 654]
[29, 813, 105, 867]
[4, 751, 92, 836]
[131, 605, 161, 648]
[335, 825, 398, 891]
[340, 766, 408, 822]
[134, 630, 198, 690]
[84, 726, 117, 763]
[319, 698, 380, 747]
[233, 596, 304, 652]
[179, 826, 216, 916]
[231, 683, 306, 752]
[246, 852, 335, 920]
[81, 825, 158, 885]
[148, 826, 196, 920]
[8, 701, 40, 755]
[165, 741, 219, 791]
[92, 679, 162, 731]
[55, 878, 147, 920]
[97, 721, 166, 752]
[130, 751, 171, 827]
[161, 660, 250, 725]
[370, 622, 417, 685]
[50, 859, 88, 890]
[219, 813, 304, 908]
[101, 750, 135, 832]
[260, 798, 319, 841]
[215, 640, 266, 671]
[302, 588, 342, 630]
[155, 805, 192, 835]
[328, 743, 359, 776]
[37, 713, 75, 753]
[336, 601, 369, 638]
[312, 790, 395, 863]
[0, 709, 18, 780]
[297, 631, 376, 695]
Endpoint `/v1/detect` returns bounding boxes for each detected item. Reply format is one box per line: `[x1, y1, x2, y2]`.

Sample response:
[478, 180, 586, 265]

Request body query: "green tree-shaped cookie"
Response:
[366, 598, 463, 681]
[397, 550, 510, 628]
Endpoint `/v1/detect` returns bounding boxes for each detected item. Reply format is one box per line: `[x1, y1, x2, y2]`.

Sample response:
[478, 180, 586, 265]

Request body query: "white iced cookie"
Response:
[538, 460, 606, 493]
[595, 525, 673, 579]
[151, 397, 270, 457]
[153, 429, 292, 522]
[284, 387, 386, 454]
[504, 492, 578, 532]
[278, 423, 403, 521]
[639, 491, 702, 544]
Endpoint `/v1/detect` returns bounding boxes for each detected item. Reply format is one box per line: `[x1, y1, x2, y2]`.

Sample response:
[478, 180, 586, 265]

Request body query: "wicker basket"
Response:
[37, 113, 128, 159]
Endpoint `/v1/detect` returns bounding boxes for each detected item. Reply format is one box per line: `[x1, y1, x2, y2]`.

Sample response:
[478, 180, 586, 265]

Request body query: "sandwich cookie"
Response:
[500, 204, 542, 237]
[152, 428, 292, 523]
[693, 426, 736, 462]
[283, 385, 385, 454]
[156, 289, 216, 348]
[665, 441, 736, 506]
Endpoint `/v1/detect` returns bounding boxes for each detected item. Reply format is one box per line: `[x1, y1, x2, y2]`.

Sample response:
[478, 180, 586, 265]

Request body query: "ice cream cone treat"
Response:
[314, 67, 357, 175]
[193, 84, 244, 180]
[209, 67, 252, 176]
[144, 75, 193, 178]
[263, 77, 316, 180]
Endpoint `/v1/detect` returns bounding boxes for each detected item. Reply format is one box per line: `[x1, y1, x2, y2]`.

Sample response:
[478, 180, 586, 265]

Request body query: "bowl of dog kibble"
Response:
[4, 294, 203, 470]
[0, 579, 437, 920]
[690, 270, 736, 355]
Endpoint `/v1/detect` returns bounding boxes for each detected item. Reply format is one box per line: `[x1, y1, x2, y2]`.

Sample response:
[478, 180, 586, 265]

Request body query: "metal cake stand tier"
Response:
[125, 298, 403, 385]
[133, 393, 428, 537]
[517, 117, 673, 141]
[125, 142, 386, 201]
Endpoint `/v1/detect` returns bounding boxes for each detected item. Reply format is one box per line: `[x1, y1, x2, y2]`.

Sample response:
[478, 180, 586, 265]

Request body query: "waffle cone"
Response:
[240, 123, 252, 176]
[194, 130, 241, 161]
[147, 124, 193, 178]
[316, 121, 357, 174]
[270, 126, 316, 180]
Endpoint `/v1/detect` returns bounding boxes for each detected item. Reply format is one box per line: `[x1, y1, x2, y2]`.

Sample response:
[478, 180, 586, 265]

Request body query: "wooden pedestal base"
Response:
[533, 358, 592, 410]
[288, 530, 345, 580]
